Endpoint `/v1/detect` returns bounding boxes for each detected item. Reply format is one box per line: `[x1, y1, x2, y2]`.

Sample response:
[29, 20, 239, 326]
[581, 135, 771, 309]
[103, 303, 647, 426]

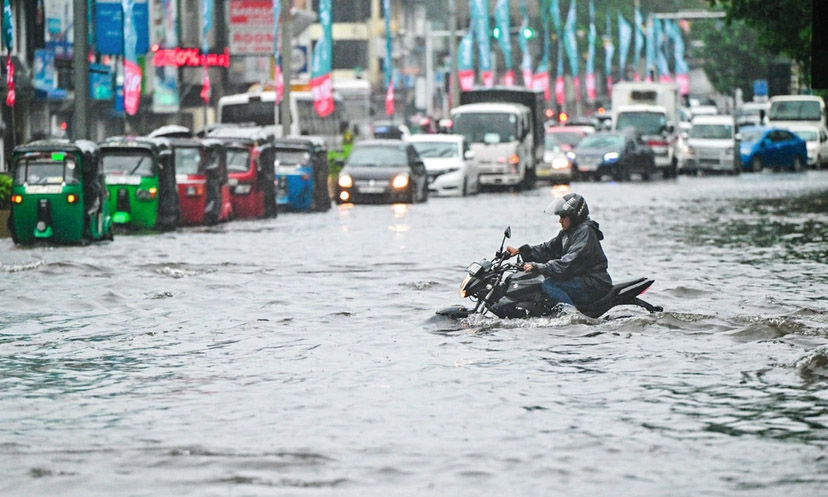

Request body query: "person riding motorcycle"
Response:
[504, 193, 612, 308]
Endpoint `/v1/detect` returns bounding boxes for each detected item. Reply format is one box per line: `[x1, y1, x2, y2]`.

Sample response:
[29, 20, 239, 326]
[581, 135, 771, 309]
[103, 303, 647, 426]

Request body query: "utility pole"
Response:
[448, 0, 458, 109]
[280, 0, 293, 136]
[73, 0, 89, 140]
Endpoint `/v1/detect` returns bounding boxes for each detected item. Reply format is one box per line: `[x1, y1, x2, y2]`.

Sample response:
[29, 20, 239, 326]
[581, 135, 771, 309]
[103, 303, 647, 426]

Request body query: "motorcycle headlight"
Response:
[603, 152, 619, 162]
[338, 174, 353, 188]
[391, 173, 409, 190]
[460, 274, 472, 298]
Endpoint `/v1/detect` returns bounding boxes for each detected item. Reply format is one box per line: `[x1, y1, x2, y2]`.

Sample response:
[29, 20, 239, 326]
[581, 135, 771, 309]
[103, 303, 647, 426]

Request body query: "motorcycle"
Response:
[437, 227, 663, 320]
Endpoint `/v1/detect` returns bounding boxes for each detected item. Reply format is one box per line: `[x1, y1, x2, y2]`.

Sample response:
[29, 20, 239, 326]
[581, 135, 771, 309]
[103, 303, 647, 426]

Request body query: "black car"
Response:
[572, 130, 656, 181]
[335, 140, 429, 204]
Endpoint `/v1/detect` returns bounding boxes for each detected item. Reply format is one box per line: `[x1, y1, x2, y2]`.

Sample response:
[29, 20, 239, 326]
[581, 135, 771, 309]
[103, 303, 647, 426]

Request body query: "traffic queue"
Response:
[5, 126, 331, 246]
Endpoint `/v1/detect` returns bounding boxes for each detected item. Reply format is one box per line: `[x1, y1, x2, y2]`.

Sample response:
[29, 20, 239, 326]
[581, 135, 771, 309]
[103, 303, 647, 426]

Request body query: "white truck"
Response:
[450, 88, 545, 189]
[612, 82, 680, 177]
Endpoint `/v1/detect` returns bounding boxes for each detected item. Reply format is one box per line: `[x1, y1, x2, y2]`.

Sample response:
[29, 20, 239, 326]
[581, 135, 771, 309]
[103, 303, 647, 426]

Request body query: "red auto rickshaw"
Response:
[205, 126, 277, 219]
[168, 138, 233, 225]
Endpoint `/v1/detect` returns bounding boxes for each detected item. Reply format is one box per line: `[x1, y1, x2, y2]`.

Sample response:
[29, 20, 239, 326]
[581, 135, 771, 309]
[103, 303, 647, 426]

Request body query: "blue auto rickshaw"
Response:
[268, 136, 331, 212]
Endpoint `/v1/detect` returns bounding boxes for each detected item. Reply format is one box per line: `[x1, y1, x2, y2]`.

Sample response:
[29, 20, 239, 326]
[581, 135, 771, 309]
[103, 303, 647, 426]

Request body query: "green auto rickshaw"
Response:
[9, 139, 113, 245]
[100, 136, 180, 230]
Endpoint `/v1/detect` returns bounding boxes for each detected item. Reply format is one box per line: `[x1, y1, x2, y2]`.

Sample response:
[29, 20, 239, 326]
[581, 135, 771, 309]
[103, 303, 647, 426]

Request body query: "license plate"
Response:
[358, 186, 385, 194]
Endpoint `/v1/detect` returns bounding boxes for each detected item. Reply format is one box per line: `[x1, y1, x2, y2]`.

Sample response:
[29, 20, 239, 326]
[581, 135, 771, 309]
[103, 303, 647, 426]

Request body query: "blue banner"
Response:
[383, 0, 393, 87]
[586, 0, 595, 76]
[518, 0, 532, 86]
[563, 0, 578, 77]
[618, 12, 632, 79]
[494, 0, 512, 71]
[96, 1, 149, 55]
[634, 7, 643, 77]
[470, 0, 492, 85]
[311, 0, 334, 116]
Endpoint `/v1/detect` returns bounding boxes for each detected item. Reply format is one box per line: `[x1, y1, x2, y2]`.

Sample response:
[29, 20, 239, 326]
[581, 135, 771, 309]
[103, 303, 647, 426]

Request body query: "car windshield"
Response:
[453, 112, 518, 144]
[174, 147, 204, 175]
[549, 131, 585, 146]
[544, 133, 562, 151]
[577, 134, 624, 149]
[226, 148, 251, 173]
[740, 129, 766, 143]
[769, 100, 822, 121]
[690, 124, 733, 139]
[102, 150, 154, 177]
[792, 129, 818, 141]
[274, 149, 311, 165]
[14, 155, 80, 185]
[410, 141, 459, 158]
[348, 145, 407, 166]
[616, 112, 667, 135]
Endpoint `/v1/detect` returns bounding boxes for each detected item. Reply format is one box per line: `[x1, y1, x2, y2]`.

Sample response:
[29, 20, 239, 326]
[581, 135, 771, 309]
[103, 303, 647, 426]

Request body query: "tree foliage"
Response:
[707, 0, 811, 80]
[690, 20, 775, 99]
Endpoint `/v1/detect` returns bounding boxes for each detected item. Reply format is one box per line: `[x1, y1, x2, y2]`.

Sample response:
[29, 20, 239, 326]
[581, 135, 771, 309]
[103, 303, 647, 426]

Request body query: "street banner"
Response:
[95, 1, 149, 55]
[123, 0, 142, 115]
[200, 0, 213, 104]
[310, 0, 333, 117]
[494, 0, 513, 86]
[536, 0, 551, 100]
[550, 0, 564, 105]
[667, 20, 689, 95]
[518, 0, 532, 87]
[470, 0, 493, 87]
[563, 0, 579, 102]
[585, 0, 596, 102]
[634, 7, 643, 80]
[457, 31, 475, 91]
[618, 12, 632, 80]
[151, 0, 180, 113]
[272, 0, 283, 103]
[655, 18, 671, 82]
[383, 0, 394, 114]
[604, 11, 614, 95]
[3, 0, 13, 107]
[645, 15, 654, 81]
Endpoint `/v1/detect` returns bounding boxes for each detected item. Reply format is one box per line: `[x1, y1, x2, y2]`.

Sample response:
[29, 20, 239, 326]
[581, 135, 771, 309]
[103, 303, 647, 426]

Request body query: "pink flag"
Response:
[5, 56, 14, 107]
[385, 78, 395, 116]
[482, 70, 494, 88]
[503, 70, 515, 86]
[200, 67, 210, 104]
[458, 69, 475, 91]
[533, 72, 550, 101]
[274, 64, 284, 104]
[311, 73, 334, 117]
[555, 76, 565, 106]
[123, 59, 142, 116]
[585, 73, 595, 102]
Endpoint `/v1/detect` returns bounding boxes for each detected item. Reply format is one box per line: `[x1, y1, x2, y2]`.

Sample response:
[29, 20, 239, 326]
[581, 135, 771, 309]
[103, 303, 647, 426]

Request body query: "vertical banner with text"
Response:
[383, 0, 394, 115]
[310, 0, 333, 117]
[3, 0, 14, 107]
[123, 0, 142, 115]
[272, 0, 283, 104]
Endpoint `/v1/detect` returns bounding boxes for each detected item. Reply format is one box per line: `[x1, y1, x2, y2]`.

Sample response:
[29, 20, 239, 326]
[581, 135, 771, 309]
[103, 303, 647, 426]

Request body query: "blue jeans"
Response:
[541, 277, 593, 307]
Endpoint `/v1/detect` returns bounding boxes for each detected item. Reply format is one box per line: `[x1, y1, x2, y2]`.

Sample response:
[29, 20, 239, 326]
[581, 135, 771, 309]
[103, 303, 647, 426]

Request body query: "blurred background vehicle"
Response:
[738, 126, 807, 173]
[785, 124, 828, 169]
[736, 101, 770, 128]
[270, 136, 331, 212]
[685, 115, 740, 175]
[335, 139, 428, 204]
[571, 129, 656, 181]
[406, 134, 479, 197]
[545, 125, 592, 152]
[537, 131, 574, 184]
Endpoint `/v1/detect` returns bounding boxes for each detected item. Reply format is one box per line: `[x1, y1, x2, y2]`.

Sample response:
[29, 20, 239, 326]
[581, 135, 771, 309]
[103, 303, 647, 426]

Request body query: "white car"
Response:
[538, 131, 574, 184]
[685, 115, 739, 174]
[406, 134, 480, 196]
[786, 124, 828, 169]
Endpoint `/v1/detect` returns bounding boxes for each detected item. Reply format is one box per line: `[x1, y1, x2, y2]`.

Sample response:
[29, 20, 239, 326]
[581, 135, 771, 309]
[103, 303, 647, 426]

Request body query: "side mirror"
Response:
[464, 149, 475, 161]
[504, 226, 511, 238]
[666, 122, 675, 135]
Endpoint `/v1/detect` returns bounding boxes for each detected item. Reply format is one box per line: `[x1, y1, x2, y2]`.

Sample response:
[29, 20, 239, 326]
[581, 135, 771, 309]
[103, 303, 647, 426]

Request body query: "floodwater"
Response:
[2, 171, 827, 496]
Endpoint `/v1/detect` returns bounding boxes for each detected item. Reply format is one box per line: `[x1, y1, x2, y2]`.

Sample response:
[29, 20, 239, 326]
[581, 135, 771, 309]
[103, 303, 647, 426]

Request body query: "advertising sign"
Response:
[44, 0, 73, 59]
[96, 0, 150, 55]
[34, 49, 57, 92]
[229, 0, 275, 55]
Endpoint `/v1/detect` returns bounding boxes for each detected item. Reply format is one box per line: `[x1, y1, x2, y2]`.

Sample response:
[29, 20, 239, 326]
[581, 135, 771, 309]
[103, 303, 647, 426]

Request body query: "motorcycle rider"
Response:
[504, 193, 612, 308]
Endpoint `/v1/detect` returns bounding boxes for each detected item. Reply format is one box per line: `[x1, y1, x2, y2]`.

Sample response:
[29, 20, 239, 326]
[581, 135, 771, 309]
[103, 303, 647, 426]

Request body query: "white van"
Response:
[767, 95, 826, 129]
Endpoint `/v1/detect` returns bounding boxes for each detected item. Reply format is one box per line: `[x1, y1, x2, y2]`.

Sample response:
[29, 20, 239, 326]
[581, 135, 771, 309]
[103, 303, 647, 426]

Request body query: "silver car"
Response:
[406, 134, 480, 196]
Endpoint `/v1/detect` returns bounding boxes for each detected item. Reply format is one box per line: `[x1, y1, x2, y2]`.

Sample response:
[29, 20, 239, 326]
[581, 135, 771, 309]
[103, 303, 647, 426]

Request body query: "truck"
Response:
[611, 82, 680, 177]
[451, 87, 545, 189]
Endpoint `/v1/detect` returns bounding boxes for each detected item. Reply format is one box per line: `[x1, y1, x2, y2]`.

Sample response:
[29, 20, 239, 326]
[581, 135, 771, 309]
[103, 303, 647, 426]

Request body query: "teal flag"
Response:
[494, 0, 513, 84]
[518, 0, 532, 87]
[634, 7, 644, 79]
[618, 13, 631, 79]
[470, 0, 493, 86]
[311, 0, 334, 116]
[2, 0, 12, 50]
[457, 31, 475, 91]
[563, 0, 578, 77]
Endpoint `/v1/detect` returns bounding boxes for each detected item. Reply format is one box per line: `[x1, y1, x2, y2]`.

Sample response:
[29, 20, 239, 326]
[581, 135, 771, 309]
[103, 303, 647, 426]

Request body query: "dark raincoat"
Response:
[518, 218, 613, 300]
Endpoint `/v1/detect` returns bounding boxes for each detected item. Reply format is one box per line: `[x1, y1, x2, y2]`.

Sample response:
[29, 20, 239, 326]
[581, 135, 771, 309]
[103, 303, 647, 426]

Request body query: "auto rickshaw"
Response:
[8, 139, 113, 245]
[268, 136, 331, 212]
[168, 138, 233, 226]
[100, 136, 180, 230]
[205, 126, 277, 219]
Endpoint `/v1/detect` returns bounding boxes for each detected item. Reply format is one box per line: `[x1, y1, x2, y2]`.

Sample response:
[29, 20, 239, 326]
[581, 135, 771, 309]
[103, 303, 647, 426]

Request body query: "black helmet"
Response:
[545, 193, 589, 223]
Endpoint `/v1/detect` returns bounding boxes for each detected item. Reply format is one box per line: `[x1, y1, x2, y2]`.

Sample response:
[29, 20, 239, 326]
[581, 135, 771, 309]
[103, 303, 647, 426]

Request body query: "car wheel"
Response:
[462, 177, 468, 197]
[792, 155, 804, 172]
[422, 180, 429, 202]
[751, 156, 763, 173]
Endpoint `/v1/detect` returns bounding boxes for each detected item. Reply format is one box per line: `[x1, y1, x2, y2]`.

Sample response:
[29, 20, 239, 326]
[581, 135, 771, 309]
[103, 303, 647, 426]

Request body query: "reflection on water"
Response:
[1, 172, 828, 495]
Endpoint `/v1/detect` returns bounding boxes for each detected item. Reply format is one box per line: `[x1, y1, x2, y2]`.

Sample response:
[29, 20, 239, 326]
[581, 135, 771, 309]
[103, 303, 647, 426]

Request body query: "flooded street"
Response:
[2, 171, 828, 496]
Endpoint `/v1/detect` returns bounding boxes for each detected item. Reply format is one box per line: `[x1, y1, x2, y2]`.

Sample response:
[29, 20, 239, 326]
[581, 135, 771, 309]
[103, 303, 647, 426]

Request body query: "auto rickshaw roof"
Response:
[14, 139, 100, 159]
[100, 135, 172, 153]
[148, 125, 194, 138]
[273, 135, 327, 152]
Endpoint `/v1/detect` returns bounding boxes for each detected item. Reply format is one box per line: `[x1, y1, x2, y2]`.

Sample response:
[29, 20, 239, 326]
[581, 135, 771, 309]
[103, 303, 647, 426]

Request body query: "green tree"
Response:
[690, 19, 775, 99]
[707, 0, 811, 82]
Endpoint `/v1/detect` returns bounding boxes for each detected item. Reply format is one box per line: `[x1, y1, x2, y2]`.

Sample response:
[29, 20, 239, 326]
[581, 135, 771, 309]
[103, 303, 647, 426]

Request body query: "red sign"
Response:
[152, 47, 230, 68]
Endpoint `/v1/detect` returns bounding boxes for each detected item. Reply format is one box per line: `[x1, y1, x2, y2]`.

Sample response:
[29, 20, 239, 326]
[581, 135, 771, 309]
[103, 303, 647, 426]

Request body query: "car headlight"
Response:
[391, 173, 409, 190]
[135, 188, 157, 201]
[551, 157, 570, 169]
[233, 183, 253, 195]
[338, 174, 353, 188]
[603, 152, 619, 162]
[566, 151, 576, 160]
